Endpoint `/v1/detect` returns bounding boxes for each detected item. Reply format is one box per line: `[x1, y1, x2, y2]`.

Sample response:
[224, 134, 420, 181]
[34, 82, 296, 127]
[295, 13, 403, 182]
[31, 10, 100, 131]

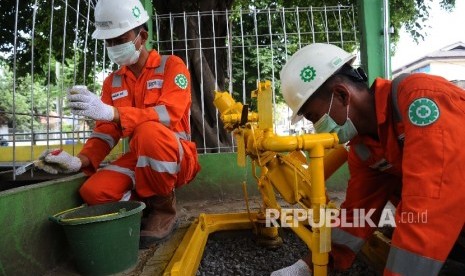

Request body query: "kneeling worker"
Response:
[38, 0, 201, 247]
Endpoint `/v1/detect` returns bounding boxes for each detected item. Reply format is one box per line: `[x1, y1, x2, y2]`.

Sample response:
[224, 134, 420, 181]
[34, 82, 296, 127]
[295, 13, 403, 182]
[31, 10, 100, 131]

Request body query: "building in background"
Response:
[393, 41, 465, 88]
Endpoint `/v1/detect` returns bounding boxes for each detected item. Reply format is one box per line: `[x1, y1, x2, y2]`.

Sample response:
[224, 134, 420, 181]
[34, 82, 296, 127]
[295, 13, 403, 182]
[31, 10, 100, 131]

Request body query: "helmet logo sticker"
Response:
[175, 74, 188, 89]
[132, 6, 141, 18]
[300, 66, 316, 82]
[408, 97, 440, 126]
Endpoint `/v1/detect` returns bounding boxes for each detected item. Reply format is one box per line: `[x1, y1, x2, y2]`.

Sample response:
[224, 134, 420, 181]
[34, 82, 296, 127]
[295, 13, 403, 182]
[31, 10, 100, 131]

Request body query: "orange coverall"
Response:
[330, 73, 465, 275]
[79, 50, 200, 204]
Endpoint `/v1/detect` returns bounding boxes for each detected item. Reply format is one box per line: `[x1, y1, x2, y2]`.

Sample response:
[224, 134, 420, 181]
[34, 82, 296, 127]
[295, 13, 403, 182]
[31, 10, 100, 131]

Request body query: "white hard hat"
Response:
[280, 43, 356, 124]
[92, 0, 149, 40]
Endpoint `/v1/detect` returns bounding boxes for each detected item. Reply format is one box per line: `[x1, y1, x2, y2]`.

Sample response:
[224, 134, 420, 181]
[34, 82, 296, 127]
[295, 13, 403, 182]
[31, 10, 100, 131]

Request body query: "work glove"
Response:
[270, 259, 312, 276]
[36, 149, 82, 174]
[67, 85, 114, 121]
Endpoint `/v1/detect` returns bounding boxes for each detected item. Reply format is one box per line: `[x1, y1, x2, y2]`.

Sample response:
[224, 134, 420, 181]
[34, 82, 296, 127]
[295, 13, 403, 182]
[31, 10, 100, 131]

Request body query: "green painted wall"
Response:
[177, 153, 259, 200]
[0, 174, 84, 276]
[178, 153, 349, 200]
[0, 153, 348, 275]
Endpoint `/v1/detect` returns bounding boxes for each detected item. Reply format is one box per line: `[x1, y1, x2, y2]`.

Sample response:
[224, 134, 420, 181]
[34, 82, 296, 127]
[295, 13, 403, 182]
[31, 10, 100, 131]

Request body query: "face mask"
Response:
[107, 33, 142, 66]
[313, 93, 358, 144]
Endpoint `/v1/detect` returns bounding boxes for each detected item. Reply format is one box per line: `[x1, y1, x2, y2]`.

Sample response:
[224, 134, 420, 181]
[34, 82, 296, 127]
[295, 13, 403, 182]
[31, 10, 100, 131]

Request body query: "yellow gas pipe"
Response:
[213, 81, 349, 276]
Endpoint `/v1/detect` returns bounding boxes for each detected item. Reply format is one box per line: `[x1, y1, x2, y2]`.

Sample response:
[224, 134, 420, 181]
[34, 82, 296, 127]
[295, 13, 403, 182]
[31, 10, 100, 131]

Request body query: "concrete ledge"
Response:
[0, 173, 85, 275]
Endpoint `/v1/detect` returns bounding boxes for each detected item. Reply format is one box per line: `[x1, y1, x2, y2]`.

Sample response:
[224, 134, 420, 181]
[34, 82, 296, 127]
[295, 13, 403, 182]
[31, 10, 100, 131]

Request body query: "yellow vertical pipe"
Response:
[257, 80, 273, 130]
[309, 144, 326, 207]
[308, 144, 328, 276]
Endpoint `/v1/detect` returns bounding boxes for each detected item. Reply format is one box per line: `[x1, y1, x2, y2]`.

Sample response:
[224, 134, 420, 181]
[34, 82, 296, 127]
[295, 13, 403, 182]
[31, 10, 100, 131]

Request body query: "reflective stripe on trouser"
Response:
[79, 121, 189, 204]
[385, 246, 442, 276]
[331, 227, 365, 253]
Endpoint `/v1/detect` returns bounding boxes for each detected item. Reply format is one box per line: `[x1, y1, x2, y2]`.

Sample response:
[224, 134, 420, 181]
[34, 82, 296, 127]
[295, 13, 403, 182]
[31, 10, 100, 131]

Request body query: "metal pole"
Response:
[383, 0, 391, 79]
[357, 0, 387, 83]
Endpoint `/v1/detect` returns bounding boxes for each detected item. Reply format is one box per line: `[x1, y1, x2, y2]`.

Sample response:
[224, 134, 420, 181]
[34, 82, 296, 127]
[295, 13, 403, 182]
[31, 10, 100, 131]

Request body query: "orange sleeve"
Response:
[396, 74, 454, 199]
[330, 146, 401, 270]
[341, 146, 401, 238]
[79, 76, 122, 175]
[117, 55, 191, 137]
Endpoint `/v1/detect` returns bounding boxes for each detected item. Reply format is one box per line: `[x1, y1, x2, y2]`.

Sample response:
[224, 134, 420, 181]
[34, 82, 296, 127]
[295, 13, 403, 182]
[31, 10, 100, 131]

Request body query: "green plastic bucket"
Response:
[50, 201, 146, 276]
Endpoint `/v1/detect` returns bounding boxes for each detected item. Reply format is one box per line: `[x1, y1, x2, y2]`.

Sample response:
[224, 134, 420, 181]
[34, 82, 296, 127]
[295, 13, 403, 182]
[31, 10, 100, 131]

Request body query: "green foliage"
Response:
[0, 0, 105, 85]
[233, 0, 456, 43]
[228, 0, 455, 105]
[0, 58, 100, 132]
[229, 1, 358, 104]
[0, 63, 55, 131]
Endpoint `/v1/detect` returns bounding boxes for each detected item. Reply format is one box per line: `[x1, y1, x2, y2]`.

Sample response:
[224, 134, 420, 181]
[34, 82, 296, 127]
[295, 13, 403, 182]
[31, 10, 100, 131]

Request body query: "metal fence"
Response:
[1, 0, 359, 161]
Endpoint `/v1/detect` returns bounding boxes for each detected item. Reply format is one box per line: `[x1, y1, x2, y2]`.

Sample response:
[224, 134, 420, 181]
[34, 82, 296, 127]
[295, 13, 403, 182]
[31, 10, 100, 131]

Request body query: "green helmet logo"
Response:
[300, 66, 316, 82]
[132, 6, 141, 18]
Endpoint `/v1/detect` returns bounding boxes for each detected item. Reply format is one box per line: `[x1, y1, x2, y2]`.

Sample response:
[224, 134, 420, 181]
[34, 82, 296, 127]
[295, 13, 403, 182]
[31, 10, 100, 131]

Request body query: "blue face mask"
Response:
[313, 93, 358, 144]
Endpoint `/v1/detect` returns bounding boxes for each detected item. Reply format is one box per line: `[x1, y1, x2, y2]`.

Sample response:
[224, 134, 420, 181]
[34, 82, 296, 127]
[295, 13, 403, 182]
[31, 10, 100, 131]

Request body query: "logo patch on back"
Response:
[408, 98, 440, 126]
[111, 90, 128, 101]
[147, 79, 163, 89]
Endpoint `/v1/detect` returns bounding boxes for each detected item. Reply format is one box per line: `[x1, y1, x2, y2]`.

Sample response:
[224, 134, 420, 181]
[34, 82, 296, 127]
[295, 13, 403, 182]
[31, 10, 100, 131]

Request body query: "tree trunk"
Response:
[153, 0, 235, 152]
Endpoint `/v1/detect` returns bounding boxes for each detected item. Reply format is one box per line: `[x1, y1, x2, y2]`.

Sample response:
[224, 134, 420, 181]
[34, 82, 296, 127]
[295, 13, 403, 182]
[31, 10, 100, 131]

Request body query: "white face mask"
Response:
[107, 33, 142, 66]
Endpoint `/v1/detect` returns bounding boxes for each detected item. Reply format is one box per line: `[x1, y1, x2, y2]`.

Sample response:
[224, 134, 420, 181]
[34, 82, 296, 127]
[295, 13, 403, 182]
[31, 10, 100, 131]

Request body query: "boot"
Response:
[140, 192, 178, 248]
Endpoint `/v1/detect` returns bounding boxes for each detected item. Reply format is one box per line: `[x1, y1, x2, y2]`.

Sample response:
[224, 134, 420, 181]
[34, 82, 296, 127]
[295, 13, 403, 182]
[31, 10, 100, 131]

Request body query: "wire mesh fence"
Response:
[1, 1, 359, 164]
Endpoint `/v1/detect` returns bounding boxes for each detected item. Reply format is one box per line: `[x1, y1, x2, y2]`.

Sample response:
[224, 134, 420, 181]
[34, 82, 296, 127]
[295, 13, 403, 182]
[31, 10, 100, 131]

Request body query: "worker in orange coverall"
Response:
[38, 0, 200, 247]
[271, 43, 465, 275]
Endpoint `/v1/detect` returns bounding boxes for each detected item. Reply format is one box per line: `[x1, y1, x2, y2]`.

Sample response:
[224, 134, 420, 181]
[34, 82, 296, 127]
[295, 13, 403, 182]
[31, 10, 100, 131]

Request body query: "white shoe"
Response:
[270, 259, 312, 276]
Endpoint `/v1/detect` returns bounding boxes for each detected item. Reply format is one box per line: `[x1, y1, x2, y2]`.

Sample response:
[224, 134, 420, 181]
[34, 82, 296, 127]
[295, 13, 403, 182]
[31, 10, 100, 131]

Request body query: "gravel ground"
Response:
[197, 229, 376, 276]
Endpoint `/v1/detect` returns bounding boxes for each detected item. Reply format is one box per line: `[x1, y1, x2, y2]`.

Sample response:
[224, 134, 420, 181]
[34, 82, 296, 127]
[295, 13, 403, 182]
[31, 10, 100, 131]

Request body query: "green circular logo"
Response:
[175, 74, 188, 89]
[408, 98, 440, 126]
[300, 66, 316, 82]
[132, 6, 141, 18]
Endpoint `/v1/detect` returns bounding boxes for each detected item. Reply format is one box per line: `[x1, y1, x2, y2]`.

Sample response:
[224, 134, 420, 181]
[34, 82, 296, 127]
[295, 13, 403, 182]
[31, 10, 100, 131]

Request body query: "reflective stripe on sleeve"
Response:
[331, 227, 365, 253]
[153, 105, 171, 127]
[89, 131, 116, 149]
[175, 131, 191, 141]
[386, 246, 443, 276]
[137, 156, 179, 174]
[101, 165, 135, 189]
[112, 75, 122, 87]
[155, 55, 169, 74]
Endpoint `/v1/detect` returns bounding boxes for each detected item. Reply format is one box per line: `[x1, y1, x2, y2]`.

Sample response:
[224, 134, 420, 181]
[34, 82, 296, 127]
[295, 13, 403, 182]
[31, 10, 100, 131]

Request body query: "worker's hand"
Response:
[67, 85, 114, 121]
[36, 149, 82, 174]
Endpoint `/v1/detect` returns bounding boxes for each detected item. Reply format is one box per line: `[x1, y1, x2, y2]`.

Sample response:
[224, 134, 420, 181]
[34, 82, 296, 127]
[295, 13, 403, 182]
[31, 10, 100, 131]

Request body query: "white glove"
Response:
[36, 149, 82, 174]
[270, 260, 312, 276]
[67, 85, 114, 121]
